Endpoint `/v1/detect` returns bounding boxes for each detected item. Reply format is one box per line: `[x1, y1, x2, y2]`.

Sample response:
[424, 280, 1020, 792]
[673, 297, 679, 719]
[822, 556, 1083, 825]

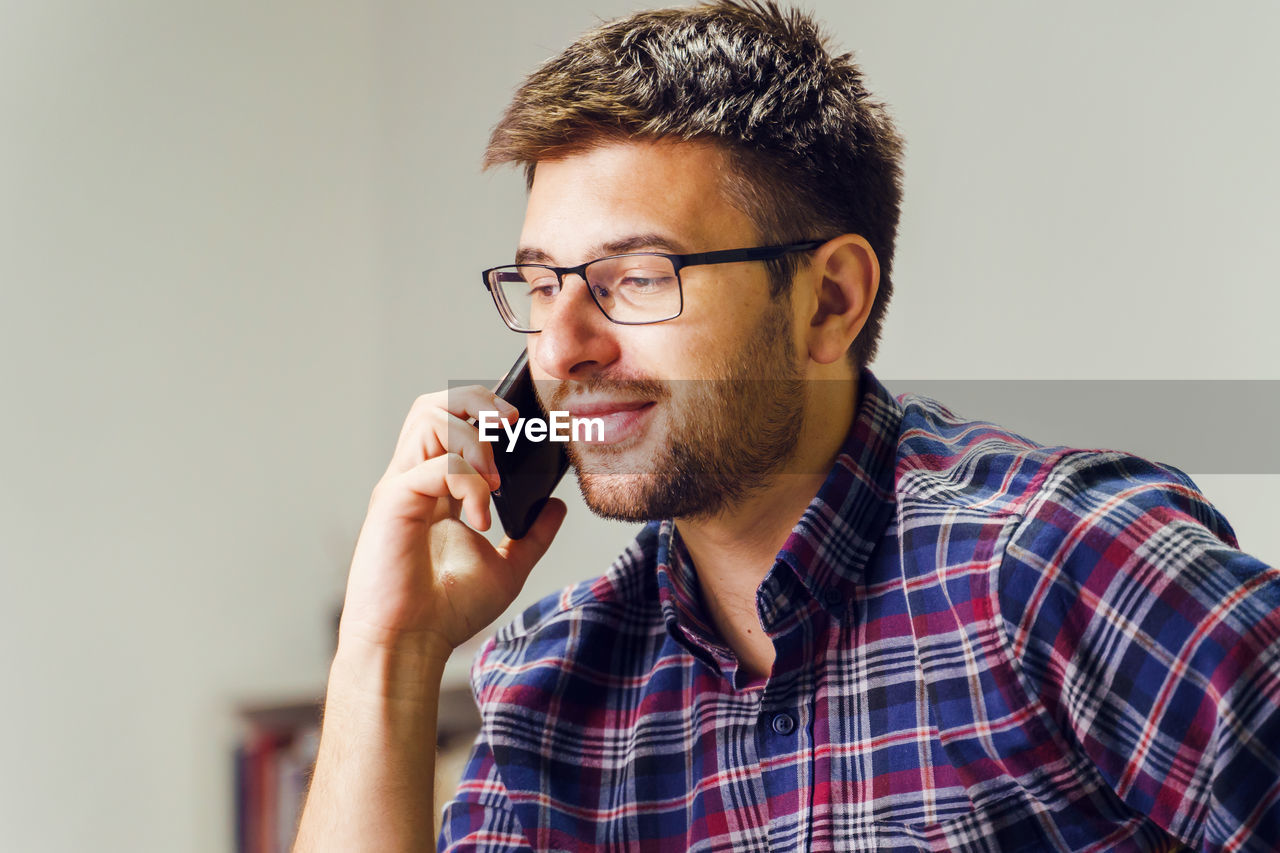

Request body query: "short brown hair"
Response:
[485, 0, 904, 368]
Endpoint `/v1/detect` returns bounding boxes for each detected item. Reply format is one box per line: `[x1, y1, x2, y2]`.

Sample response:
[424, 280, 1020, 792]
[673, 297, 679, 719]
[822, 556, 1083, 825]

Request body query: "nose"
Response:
[529, 274, 620, 381]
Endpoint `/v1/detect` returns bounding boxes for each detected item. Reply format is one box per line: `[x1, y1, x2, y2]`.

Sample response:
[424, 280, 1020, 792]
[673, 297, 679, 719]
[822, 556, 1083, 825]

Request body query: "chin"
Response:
[574, 466, 732, 523]
[574, 470, 663, 522]
[568, 439, 677, 521]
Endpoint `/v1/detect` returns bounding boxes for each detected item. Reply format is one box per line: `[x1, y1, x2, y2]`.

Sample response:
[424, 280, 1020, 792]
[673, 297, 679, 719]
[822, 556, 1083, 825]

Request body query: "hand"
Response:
[337, 385, 567, 664]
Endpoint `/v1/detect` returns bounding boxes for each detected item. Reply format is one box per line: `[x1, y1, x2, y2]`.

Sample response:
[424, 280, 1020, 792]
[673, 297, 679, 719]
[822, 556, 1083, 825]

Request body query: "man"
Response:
[295, 2, 1280, 851]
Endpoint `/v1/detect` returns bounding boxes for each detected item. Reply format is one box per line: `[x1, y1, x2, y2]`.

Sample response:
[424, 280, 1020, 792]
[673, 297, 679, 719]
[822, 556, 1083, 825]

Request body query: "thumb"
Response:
[497, 498, 568, 582]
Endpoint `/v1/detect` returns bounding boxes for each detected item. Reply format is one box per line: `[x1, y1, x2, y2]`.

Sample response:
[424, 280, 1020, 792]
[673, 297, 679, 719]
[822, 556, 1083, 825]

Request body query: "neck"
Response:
[675, 372, 858, 683]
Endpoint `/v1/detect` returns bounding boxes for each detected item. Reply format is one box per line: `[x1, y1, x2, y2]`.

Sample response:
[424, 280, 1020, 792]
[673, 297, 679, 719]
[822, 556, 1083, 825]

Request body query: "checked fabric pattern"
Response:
[439, 370, 1280, 852]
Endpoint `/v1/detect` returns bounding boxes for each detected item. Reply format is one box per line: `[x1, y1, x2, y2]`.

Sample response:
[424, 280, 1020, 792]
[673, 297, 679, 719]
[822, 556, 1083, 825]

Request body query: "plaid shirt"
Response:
[439, 370, 1280, 852]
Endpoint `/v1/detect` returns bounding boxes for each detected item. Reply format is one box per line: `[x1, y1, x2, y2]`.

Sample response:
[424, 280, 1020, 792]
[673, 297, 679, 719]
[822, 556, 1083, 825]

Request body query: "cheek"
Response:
[635, 328, 719, 381]
[671, 308, 775, 375]
[616, 275, 778, 380]
[683, 269, 776, 321]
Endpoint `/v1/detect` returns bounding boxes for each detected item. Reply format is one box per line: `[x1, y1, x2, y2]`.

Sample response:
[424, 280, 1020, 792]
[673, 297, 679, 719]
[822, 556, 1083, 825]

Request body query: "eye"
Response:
[619, 274, 675, 293]
[616, 270, 677, 295]
[585, 255, 677, 303]
[522, 270, 561, 300]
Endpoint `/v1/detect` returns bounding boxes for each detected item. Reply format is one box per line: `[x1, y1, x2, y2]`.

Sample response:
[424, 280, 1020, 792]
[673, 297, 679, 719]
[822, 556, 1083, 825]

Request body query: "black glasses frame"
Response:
[481, 240, 824, 333]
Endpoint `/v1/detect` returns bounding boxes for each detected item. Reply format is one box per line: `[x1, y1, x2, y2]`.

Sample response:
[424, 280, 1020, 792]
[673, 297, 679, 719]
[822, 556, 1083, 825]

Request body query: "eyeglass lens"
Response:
[490, 254, 682, 330]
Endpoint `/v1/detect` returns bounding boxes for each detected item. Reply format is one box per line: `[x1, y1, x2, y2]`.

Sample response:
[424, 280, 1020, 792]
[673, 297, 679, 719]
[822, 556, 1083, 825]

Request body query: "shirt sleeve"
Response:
[437, 732, 533, 853]
[998, 452, 1280, 851]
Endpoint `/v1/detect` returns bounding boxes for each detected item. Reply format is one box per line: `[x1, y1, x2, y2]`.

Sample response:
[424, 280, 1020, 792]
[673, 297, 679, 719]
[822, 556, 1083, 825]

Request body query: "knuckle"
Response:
[368, 477, 393, 507]
[399, 399, 433, 436]
[410, 389, 449, 417]
[442, 451, 471, 474]
[457, 422, 484, 445]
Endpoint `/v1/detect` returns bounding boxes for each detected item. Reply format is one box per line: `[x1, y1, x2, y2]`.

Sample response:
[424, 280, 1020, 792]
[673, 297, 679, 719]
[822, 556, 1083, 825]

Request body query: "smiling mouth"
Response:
[566, 400, 656, 445]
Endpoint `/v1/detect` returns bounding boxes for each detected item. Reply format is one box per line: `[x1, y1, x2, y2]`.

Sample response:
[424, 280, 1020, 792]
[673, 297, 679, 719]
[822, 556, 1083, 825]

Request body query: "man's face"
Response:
[521, 139, 807, 521]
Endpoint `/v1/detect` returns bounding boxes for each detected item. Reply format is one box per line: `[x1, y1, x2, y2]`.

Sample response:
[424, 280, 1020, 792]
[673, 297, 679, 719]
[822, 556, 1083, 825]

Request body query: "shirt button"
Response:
[771, 712, 796, 736]
[822, 588, 843, 608]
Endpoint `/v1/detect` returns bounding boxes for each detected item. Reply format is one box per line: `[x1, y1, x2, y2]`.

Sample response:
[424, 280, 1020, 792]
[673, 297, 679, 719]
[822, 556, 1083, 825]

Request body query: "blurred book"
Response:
[234, 699, 320, 853]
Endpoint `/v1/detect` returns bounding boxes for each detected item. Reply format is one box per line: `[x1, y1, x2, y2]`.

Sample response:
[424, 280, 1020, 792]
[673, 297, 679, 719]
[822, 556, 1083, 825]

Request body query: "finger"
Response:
[391, 407, 503, 489]
[495, 498, 567, 583]
[387, 387, 519, 477]
[434, 409, 501, 491]
[441, 385, 520, 424]
[393, 453, 493, 531]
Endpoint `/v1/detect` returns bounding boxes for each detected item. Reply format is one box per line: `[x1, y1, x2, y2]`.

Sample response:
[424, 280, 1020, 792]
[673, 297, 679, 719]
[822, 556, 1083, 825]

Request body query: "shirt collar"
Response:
[654, 368, 902, 657]
[775, 367, 901, 613]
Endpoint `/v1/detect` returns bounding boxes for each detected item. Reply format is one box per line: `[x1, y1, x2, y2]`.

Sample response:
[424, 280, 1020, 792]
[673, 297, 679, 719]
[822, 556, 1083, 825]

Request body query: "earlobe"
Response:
[806, 235, 880, 365]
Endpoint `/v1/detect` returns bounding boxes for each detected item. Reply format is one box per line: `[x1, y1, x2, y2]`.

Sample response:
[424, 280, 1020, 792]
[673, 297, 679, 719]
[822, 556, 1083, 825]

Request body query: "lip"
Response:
[565, 399, 655, 445]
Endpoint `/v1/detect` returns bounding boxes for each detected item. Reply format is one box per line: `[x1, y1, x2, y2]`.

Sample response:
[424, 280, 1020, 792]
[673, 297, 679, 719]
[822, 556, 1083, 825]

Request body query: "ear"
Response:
[801, 234, 880, 365]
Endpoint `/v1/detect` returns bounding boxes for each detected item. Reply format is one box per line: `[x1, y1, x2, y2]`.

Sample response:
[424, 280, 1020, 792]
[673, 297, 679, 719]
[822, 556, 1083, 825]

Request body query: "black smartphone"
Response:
[488, 351, 569, 539]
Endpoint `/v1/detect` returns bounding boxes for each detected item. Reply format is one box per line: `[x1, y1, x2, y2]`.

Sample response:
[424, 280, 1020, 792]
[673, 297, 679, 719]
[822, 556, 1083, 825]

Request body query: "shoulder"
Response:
[981, 442, 1280, 751]
[970, 430, 1280, 843]
[890, 389, 1268, 634]
[892, 392, 1235, 531]
[469, 521, 667, 703]
[997, 445, 1273, 648]
[893, 391, 1085, 514]
[1009, 447, 1239, 561]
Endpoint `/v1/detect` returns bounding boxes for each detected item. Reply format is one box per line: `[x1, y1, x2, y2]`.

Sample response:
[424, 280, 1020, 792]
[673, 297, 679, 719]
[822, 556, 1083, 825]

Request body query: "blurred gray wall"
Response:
[1, 1, 1276, 850]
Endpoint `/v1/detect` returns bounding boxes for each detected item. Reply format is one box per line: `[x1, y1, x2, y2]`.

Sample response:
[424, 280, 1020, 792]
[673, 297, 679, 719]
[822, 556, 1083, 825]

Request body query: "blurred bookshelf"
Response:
[232, 656, 483, 853]
[233, 697, 320, 853]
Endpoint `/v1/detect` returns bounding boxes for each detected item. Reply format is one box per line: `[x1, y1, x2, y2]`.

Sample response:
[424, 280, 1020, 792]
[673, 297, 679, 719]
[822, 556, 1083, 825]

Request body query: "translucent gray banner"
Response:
[448, 378, 1280, 475]
[883, 379, 1279, 475]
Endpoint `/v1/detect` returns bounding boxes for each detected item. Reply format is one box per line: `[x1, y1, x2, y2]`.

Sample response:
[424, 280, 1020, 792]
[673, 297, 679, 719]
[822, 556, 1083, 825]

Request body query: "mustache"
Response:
[545, 373, 670, 410]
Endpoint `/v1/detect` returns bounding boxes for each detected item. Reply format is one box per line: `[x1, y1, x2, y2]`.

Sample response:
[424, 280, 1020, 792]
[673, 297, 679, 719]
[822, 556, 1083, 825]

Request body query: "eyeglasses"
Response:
[481, 240, 823, 333]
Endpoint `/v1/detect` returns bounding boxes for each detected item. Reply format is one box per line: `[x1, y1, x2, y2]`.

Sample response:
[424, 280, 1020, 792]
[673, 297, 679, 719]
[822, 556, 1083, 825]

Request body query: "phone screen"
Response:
[488, 351, 569, 539]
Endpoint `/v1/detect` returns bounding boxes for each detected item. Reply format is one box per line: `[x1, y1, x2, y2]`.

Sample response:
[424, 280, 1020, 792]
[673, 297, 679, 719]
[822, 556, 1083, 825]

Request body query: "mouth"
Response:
[565, 399, 656, 445]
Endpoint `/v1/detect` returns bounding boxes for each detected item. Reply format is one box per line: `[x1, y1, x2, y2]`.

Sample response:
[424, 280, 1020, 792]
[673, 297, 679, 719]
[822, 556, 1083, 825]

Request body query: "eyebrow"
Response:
[514, 233, 688, 266]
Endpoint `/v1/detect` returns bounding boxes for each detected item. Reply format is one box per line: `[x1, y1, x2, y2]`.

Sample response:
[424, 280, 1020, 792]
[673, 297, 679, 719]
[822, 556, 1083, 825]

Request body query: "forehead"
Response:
[518, 139, 760, 263]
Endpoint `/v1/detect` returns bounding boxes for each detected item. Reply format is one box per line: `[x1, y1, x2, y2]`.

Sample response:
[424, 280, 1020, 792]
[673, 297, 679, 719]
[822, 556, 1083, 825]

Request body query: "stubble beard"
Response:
[564, 301, 806, 522]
